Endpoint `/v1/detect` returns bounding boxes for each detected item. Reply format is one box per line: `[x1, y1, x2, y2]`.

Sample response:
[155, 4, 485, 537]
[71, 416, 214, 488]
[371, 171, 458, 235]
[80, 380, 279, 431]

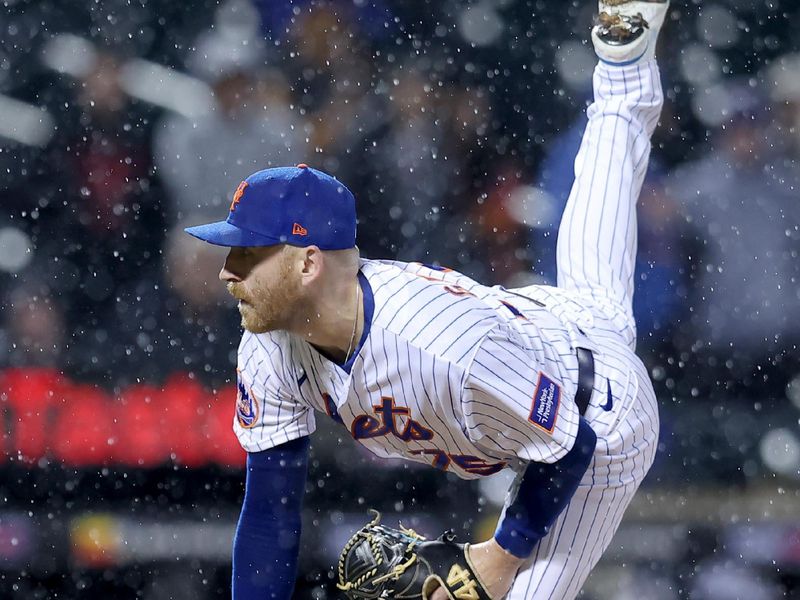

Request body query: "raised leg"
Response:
[556, 1, 668, 349]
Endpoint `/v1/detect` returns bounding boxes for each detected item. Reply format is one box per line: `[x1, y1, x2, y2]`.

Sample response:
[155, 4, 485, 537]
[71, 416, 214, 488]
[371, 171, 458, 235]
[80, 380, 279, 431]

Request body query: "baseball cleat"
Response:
[591, 0, 669, 64]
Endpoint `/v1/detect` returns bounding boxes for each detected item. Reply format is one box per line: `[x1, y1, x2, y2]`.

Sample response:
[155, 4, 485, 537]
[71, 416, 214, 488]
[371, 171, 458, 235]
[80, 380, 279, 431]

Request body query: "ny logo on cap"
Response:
[230, 181, 248, 212]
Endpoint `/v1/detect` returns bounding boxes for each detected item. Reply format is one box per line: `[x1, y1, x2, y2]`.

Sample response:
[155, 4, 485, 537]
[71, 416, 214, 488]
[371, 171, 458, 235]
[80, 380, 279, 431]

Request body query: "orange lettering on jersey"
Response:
[413, 274, 476, 298]
[351, 397, 434, 442]
[442, 284, 475, 297]
[229, 181, 248, 212]
[414, 262, 453, 273]
[450, 454, 506, 476]
[400, 419, 435, 442]
[499, 300, 528, 320]
[411, 449, 506, 476]
[410, 448, 452, 470]
[351, 414, 387, 439]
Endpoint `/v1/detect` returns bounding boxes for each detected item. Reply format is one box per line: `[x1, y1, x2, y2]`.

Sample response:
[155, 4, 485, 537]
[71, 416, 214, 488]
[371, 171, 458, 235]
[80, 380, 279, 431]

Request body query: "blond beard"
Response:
[228, 260, 304, 333]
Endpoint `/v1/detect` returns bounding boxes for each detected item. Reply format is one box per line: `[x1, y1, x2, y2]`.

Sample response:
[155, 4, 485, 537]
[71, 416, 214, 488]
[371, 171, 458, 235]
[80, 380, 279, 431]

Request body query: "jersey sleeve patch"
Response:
[235, 371, 260, 429]
[528, 372, 561, 434]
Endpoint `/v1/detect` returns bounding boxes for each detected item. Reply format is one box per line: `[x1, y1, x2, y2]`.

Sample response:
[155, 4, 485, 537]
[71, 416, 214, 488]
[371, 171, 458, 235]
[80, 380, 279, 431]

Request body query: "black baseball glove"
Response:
[336, 510, 493, 600]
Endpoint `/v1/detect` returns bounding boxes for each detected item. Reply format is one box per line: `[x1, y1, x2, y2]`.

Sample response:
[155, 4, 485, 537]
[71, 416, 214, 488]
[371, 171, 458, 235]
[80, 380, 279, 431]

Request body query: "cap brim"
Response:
[184, 220, 285, 247]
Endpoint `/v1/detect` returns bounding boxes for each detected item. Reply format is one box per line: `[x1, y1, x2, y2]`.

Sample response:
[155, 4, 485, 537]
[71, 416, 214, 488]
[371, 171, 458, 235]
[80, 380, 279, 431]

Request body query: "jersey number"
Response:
[410, 449, 506, 477]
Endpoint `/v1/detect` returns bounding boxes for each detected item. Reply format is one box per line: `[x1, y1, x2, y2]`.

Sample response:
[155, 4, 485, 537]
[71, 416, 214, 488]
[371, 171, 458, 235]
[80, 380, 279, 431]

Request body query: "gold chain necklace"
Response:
[343, 280, 360, 363]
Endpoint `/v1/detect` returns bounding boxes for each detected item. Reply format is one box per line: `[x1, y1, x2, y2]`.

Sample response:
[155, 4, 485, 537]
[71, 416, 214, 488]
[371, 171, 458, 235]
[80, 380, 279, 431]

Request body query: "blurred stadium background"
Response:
[1, 0, 800, 598]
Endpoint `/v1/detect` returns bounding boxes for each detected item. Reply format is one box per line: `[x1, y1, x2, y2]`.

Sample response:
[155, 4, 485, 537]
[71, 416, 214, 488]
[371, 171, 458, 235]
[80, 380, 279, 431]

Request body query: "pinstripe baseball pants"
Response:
[506, 59, 663, 600]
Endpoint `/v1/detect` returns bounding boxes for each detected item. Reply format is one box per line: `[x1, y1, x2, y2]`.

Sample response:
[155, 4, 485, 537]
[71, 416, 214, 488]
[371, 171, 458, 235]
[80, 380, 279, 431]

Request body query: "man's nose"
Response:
[219, 261, 241, 283]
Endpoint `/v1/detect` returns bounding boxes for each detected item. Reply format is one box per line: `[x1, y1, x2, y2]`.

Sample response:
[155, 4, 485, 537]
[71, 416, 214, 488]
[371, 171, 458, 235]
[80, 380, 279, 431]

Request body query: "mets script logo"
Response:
[235, 372, 259, 429]
[229, 181, 248, 212]
[528, 372, 561, 433]
[323, 394, 507, 477]
[351, 397, 434, 441]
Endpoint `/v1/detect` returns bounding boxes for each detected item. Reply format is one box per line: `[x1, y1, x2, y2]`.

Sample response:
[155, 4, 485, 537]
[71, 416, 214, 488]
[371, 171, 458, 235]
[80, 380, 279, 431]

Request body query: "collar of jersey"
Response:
[339, 270, 374, 375]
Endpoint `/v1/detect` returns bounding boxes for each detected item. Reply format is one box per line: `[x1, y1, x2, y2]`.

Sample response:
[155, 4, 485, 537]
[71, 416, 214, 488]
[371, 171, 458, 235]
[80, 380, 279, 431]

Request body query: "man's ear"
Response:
[299, 245, 324, 285]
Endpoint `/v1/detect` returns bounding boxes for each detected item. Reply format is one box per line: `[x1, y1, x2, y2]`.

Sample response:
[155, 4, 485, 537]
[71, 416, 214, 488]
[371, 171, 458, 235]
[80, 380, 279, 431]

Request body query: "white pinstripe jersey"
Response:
[233, 259, 602, 480]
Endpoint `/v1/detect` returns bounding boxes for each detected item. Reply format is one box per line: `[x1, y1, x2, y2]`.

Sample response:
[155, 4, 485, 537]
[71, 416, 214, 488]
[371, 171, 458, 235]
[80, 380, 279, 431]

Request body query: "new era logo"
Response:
[292, 223, 308, 236]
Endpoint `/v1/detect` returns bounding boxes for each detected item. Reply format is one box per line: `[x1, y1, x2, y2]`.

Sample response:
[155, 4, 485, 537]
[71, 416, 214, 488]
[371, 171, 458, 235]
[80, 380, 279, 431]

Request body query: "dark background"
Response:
[1, 0, 800, 598]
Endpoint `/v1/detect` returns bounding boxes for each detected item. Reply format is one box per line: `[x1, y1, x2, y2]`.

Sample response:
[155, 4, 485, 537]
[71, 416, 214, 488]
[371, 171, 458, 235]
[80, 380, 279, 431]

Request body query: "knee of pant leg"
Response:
[621, 317, 637, 350]
[597, 299, 638, 350]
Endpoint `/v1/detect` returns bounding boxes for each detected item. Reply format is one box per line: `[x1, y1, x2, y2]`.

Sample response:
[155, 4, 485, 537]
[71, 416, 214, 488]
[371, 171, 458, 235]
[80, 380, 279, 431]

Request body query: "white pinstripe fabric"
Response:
[506, 59, 663, 599]
[234, 258, 594, 476]
[231, 56, 662, 598]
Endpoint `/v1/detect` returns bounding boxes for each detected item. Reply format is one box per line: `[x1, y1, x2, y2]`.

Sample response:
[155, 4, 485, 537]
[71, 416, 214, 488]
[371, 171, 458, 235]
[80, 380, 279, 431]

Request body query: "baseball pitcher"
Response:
[185, 1, 669, 598]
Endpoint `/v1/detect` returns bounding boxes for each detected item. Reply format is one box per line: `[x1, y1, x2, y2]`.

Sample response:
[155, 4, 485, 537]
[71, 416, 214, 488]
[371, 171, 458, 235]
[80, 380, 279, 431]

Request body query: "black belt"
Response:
[575, 347, 595, 416]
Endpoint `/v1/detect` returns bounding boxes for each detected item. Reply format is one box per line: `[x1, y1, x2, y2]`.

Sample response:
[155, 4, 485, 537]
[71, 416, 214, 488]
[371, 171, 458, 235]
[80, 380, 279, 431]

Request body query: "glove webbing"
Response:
[337, 511, 425, 593]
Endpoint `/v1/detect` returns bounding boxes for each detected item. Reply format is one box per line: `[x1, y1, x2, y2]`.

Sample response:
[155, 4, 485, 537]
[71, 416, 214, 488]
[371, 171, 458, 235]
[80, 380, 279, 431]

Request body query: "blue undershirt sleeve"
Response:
[232, 436, 310, 600]
[494, 416, 597, 558]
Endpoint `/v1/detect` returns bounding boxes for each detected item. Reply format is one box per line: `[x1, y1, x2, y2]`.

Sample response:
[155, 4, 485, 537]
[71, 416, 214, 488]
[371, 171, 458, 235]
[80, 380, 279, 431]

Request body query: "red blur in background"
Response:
[0, 367, 244, 468]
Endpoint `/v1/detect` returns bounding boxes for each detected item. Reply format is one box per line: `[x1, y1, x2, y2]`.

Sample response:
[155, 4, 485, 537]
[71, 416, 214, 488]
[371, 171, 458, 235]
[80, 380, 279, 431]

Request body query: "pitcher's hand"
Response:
[429, 538, 524, 600]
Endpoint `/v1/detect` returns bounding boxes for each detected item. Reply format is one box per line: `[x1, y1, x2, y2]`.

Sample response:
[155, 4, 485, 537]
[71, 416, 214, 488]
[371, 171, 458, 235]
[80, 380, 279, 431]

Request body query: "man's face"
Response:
[219, 246, 304, 333]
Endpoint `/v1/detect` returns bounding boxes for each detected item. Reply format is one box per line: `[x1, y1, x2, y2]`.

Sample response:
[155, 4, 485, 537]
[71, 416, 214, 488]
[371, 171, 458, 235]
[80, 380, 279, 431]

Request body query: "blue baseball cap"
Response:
[184, 164, 357, 249]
